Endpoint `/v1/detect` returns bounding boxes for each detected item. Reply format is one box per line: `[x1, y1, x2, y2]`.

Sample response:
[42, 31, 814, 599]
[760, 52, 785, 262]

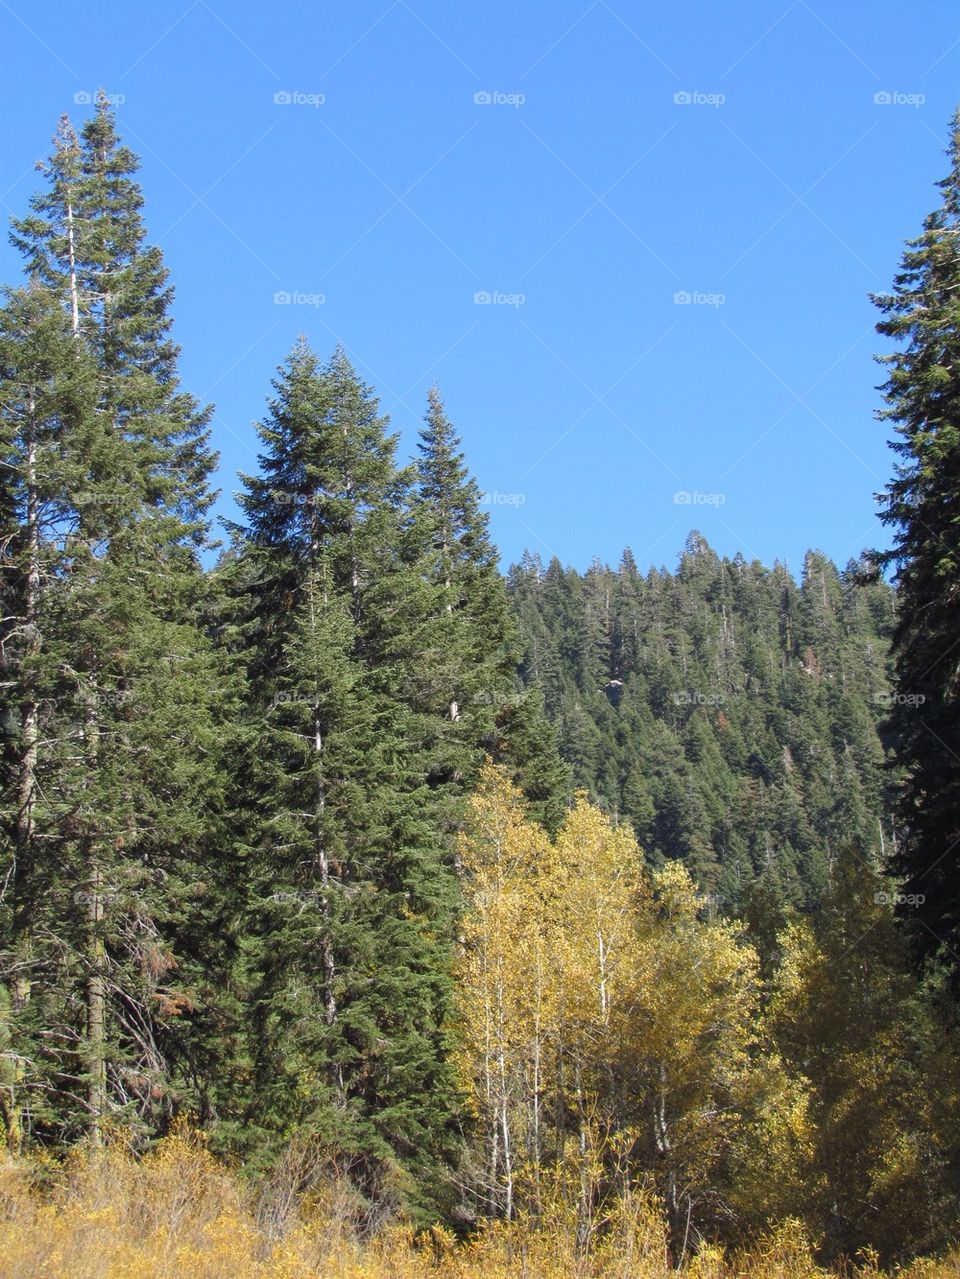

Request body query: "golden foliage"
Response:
[0, 1132, 956, 1279]
[451, 769, 960, 1262]
[454, 765, 774, 1241]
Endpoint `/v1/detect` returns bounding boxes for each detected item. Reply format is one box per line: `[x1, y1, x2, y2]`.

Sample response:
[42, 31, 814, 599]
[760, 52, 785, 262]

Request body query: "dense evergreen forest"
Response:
[2, 92, 960, 1274]
[508, 542, 895, 910]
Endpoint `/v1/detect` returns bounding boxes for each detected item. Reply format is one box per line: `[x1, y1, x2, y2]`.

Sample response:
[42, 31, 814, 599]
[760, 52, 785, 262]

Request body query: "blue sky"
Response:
[1, 1, 957, 574]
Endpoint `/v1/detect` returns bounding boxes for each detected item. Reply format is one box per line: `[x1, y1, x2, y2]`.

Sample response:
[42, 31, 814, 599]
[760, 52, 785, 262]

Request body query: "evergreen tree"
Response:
[411, 388, 569, 830]
[507, 535, 895, 908]
[873, 110, 960, 986]
[491, 684, 570, 834]
[0, 95, 232, 1145]
[0, 282, 99, 1145]
[410, 386, 515, 791]
[232, 342, 459, 1217]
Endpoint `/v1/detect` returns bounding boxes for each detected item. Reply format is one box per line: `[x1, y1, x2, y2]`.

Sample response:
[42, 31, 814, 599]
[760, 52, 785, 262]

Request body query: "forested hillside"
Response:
[508, 539, 896, 910]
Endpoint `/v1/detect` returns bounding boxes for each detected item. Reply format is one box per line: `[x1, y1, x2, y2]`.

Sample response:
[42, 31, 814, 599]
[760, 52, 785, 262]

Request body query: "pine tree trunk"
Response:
[314, 714, 341, 1101]
[83, 694, 106, 1144]
[85, 855, 106, 1142]
[309, 571, 342, 1101]
[12, 420, 39, 1018]
[65, 195, 80, 337]
[9, 415, 40, 1152]
[443, 551, 459, 720]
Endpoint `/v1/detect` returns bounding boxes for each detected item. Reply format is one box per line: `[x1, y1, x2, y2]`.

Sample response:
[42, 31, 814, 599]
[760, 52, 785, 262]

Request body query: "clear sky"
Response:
[1, 1, 957, 574]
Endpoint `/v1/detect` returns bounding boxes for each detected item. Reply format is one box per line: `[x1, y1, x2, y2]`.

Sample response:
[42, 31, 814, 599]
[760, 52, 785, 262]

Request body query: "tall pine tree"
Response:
[873, 109, 960, 985]
[231, 342, 459, 1218]
[0, 94, 233, 1145]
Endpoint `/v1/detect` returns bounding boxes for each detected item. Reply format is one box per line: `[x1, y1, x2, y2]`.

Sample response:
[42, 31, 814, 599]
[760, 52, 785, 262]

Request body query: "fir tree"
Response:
[506, 535, 894, 905]
[408, 386, 514, 791]
[232, 342, 459, 1217]
[873, 110, 960, 986]
[0, 282, 99, 1145]
[0, 96, 232, 1145]
[412, 388, 570, 831]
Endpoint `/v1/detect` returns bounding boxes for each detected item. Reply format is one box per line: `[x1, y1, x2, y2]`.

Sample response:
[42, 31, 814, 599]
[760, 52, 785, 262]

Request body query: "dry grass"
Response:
[0, 1131, 956, 1279]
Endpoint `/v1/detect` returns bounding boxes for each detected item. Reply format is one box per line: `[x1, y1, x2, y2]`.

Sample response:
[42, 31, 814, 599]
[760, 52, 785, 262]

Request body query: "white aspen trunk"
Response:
[530, 941, 543, 1193]
[480, 930, 499, 1216]
[653, 1063, 680, 1247]
[498, 1042, 514, 1222]
[575, 1064, 592, 1256]
[495, 949, 514, 1221]
[596, 912, 609, 1024]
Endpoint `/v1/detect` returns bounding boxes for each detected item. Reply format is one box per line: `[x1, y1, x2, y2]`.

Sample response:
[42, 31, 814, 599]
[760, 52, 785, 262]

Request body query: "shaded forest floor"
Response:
[2, 1131, 957, 1279]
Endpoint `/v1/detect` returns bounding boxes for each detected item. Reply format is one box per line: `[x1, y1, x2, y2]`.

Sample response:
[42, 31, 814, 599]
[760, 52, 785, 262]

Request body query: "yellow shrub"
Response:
[0, 1135, 954, 1279]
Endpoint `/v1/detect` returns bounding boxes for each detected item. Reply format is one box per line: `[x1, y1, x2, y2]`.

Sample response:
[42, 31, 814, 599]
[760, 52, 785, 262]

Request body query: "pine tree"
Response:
[411, 387, 568, 829]
[0, 282, 99, 1146]
[506, 536, 894, 901]
[0, 96, 232, 1145]
[409, 387, 514, 788]
[232, 342, 459, 1217]
[872, 110, 960, 986]
[492, 684, 571, 834]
